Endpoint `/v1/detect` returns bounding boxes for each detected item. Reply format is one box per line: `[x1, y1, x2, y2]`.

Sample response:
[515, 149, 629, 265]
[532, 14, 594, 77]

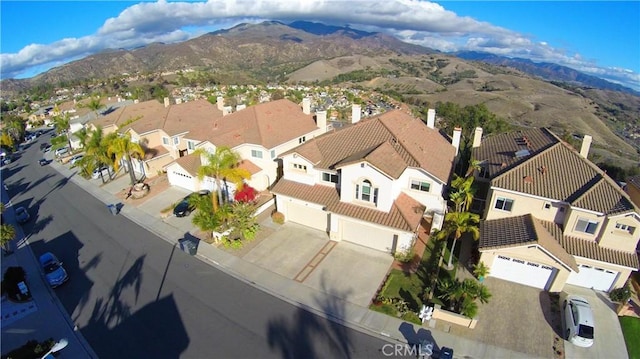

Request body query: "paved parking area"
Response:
[242, 222, 393, 307]
[443, 278, 556, 358]
[562, 285, 629, 359]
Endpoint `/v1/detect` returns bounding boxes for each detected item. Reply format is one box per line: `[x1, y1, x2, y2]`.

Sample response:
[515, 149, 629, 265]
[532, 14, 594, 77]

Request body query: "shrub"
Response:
[2, 338, 54, 359]
[401, 311, 422, 325]
[394, 248, 415, 263]
[610, 283, 632, 303]
[271, 211, 284, 225]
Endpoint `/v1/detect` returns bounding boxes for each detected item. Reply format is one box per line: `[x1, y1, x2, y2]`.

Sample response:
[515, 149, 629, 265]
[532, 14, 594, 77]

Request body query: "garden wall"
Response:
[432, 304, 478, 329]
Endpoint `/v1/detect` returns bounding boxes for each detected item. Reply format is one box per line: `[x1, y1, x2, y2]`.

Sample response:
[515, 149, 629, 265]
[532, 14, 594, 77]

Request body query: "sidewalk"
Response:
[1, 181, 97, 358]
[49, 162, 544, 359]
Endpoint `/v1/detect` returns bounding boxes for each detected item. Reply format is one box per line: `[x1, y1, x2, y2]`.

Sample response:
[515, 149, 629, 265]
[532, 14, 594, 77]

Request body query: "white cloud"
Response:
[1, 0, 638, 91]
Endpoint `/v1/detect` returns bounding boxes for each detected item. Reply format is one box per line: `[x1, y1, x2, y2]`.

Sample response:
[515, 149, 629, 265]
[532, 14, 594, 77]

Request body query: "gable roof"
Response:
[472, 128, 559, 179]
[479, 214, 578, 271]
[167, 153, 202, 176]
[271, 179, 424, 232]
[284, 110, 455, 182]
[492, 140, 637, 215]
[207, 99, 318, 149]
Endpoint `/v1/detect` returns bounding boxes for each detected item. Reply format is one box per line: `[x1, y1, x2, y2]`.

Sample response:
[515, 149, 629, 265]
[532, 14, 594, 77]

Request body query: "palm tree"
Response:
[1, 223, 16, 255]
[85, 96, 103, 119]
[443, 211, 480, 269]
[82, 126, 114, 182]
[107, 133, 145, 186]
[450, 174, 476, 212]
[52, 113, 72, 149]
[3, 115, 26, 146]
[74, 128, 90, 150]
[195, 147, 251, 212]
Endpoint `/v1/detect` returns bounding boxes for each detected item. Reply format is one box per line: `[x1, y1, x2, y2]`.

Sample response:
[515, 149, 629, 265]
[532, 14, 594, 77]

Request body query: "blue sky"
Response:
[1, 1, 638, 90]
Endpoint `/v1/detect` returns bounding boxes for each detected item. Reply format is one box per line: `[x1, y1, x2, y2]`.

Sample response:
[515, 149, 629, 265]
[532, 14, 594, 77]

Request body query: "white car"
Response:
[91, 166, 112, 180]
[54, 147, 69, 157]
[69, 154, 84, 165]
[564, 295, 595, 347]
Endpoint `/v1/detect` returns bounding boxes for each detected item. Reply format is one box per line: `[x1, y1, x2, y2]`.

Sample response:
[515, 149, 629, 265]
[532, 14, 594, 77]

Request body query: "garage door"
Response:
[342, 220, 394, 253]
[566, 264, 618, 292]
[168, 170, 196, 192]
[287, 203, 328, 231]
[490, 255, 556, 290]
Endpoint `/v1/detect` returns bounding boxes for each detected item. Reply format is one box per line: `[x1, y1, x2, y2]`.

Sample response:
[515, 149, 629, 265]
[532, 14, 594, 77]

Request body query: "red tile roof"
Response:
[271, 179, 425, 232]
[285, 110, 455, 182]
[167, 153, 201, 176]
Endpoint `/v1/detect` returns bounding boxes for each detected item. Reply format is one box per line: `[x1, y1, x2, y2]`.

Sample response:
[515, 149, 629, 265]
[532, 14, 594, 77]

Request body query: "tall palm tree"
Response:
[79, 126, 113, 182]
[443, 211, 480, 269]
[0, 223, 16, 255]
[196, 147, 251, 212]
[52, 113, 72, 149]
[107, 133, 145, 186]
[3, 115, 26, 146]
[450, 174, 477, 212]
[85, 96, 103, 119]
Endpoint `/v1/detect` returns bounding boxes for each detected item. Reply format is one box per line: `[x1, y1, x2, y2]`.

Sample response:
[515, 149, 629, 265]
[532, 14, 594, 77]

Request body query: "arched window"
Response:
[355, 179, 378, 205]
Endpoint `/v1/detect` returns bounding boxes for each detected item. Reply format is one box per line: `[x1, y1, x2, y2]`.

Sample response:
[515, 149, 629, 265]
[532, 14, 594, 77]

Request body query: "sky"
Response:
[1, 1, 639, 91]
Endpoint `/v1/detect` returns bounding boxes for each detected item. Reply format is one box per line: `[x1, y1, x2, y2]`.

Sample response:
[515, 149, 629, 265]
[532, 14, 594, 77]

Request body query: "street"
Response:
[3, 134, 399, 358]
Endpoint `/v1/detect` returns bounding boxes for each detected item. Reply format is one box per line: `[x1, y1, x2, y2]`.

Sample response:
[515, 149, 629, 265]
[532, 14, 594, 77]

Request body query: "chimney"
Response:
[302, 97, 311, 115]
[163, 97, 170, 108]
[222, 106, 232, 116]
[316, 110, 327, 133]
[472, 127, 483, 148]
[452, 127, 462, 156]
[351, 104, 362, 124]
[216, 96, 224, 111]
[426, 108, 436, 129]
[580, 135, 592, 158]
[236, 104, 246, 111]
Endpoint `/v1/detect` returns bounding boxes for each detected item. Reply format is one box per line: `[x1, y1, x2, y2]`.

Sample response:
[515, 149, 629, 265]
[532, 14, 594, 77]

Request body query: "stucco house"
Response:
[271, 109, 458, 255]
[472, 127, 639, 292]
[164, 98, 329, 194]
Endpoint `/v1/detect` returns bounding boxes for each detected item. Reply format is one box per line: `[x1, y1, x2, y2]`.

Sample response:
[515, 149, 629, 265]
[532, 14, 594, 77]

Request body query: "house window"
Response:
[544, 202, 551, 210]
[162, 137, 169, 145]
[187, 141, 195, 150]
[615, 223, 636, 235]
[299, 136, 306, 144]
[322, 172, 338, 183]
[251, 150, 263, 159]
[173, 137, 179, 145]
[355, 179, 378, 205]
[293, 163, 307, 171]
[575, 218, 599, 235]
[270, 150, 276, 159]
[494, 197, 514, 212]
[410, 179, 430, 192]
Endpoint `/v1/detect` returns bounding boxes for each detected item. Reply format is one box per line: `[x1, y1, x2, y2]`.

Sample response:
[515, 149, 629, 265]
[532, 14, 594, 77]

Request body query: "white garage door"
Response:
[342, 220, 395, 253]
[168, 170, 196, 192]
[566, 264, 618, 292]
[287, 203, 328, 231]
[490, 255, 556, 290]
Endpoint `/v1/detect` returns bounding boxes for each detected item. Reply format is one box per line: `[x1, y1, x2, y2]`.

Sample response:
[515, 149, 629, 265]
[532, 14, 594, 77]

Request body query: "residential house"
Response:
[165, 98, 328, 193]
[472, 127, 639, 292]
[271, 109, 458, 255]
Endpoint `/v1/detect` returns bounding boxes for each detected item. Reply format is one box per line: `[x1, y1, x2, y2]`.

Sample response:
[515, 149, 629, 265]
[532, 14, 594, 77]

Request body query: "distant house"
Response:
[271, 109, 458, 255]
[472, 127, 639, 292]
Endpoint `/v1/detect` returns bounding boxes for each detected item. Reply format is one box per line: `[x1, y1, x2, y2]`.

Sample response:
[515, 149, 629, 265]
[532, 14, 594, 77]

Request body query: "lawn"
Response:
[620, 316, 640, 359]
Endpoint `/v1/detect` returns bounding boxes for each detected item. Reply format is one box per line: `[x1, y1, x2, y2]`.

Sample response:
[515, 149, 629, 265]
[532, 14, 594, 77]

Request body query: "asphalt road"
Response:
[4, 133, 401, 359]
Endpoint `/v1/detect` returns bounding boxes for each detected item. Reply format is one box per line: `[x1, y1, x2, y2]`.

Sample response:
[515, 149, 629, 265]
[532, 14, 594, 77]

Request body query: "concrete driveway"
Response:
[562, 285, 629, 359]
[242, 222, 393, 307]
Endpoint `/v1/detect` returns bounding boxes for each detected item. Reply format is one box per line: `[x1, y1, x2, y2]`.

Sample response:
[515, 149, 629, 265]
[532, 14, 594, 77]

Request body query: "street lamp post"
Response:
[41, 338, 68, 359]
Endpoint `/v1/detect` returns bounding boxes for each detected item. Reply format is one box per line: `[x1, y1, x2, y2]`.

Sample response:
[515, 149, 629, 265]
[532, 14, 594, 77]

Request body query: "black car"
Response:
[40, 142, 50, 151]
[173, 190, 210, 217]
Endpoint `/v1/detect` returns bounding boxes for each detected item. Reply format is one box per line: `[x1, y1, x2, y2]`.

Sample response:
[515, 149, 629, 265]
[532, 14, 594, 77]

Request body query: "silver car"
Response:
[564, 295, 594, 347]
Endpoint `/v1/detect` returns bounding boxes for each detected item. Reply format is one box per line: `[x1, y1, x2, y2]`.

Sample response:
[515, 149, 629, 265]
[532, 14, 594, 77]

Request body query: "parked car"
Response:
[173, 190, 210, 217]
[91, 166, 113, 180]
[39, 252, 68, 288]
[54, 147, 69, 157]
[15, 207, 30, 223]
[40, 143, 50, 151]
[69, 154, 84, 165]
[39, 158, 50, 166]
[43, 145, 52, 153]
[564, 295, 595, 347]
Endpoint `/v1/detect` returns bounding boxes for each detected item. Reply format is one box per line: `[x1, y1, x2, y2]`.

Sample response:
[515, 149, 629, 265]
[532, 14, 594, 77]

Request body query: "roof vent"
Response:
[524, 176, 533, 184]
[501, 162, 507, 168]
[515, 149, 531, 158]
[539, 165, 547, 175]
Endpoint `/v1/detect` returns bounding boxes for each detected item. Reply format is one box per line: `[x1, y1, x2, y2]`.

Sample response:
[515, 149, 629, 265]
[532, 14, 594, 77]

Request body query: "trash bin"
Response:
[107, 204, 118, 215]
[179, 238, 198, 255]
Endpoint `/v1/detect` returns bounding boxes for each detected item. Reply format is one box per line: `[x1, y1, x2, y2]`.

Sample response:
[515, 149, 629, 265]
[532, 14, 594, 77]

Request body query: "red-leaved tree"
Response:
[234, 184, 257, 203]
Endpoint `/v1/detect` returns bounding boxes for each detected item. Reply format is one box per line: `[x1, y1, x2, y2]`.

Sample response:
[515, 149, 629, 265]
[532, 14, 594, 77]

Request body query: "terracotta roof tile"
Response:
[271, 179, 424, 231]
[493, 141, 636, 214]
[479, 214, 577, 271]
[472, 128, 559, 178]
[538, 220, 639, 269]
[238, 159, 262, 175]
[285, 110, 455, 182]
[167, 153, 201, 176]
[144, 145, 169, 160]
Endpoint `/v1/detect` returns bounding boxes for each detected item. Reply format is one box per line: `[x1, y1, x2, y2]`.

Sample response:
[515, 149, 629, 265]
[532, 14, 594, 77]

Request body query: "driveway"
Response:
[443, 277, 557, 358]
[562, 284, 629, 359]
[242, 223, 393, 307]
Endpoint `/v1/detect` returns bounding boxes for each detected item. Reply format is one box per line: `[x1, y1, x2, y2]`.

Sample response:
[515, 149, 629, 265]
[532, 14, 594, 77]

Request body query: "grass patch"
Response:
[620, 316, 640, 359]
[369, 303, 397, 316]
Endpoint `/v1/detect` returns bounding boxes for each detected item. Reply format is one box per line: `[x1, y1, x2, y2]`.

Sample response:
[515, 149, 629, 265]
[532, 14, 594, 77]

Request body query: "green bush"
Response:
[401, 311, 422, 325]
[2, 338, 54, 359]
[610, 283, 632, 303]
[271, 211, 284, 225]
[370, 303, 397, 316]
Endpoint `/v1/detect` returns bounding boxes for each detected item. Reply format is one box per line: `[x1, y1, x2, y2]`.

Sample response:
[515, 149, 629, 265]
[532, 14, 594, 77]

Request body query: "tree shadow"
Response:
[539, 291, 563, 337]
[398, 322, 440, 355]
[266, 273, 355, 359]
